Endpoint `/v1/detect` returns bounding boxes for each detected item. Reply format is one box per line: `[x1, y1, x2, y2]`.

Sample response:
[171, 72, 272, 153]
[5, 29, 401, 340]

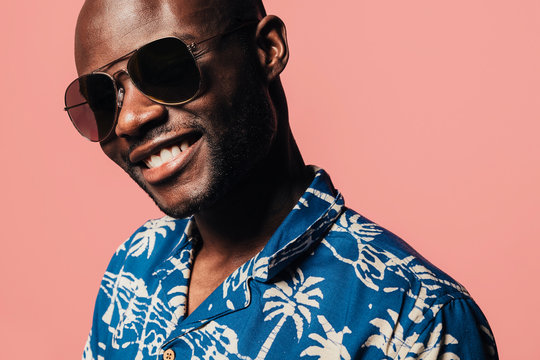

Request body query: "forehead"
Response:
[75, 0, 228, 74]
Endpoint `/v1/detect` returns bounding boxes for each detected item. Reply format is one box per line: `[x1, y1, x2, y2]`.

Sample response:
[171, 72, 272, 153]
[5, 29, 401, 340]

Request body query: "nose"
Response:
[114, 79, 167, 138]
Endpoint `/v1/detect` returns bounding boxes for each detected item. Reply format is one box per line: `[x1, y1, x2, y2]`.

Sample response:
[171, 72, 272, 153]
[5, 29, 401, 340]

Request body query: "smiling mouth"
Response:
[142, 133, 202, 169]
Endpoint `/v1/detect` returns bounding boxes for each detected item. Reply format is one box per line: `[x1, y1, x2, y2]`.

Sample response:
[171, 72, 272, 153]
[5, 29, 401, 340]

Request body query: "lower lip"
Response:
[141, 138, 203, 185]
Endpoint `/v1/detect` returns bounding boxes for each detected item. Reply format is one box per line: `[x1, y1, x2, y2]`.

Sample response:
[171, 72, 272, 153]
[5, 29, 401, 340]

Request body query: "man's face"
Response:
[75, 0, 276, 218]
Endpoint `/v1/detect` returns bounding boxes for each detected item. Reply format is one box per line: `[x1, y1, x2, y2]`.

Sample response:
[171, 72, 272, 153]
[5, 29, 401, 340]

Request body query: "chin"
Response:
[135, 166, 226, 219]
[155, 198, 203, 220]
[152, 187, 212, 219]
[122, 80, 276, 219]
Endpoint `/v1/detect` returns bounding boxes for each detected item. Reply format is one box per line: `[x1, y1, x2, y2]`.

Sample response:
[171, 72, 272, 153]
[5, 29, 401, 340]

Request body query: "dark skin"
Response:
[75, 0, 311, 315]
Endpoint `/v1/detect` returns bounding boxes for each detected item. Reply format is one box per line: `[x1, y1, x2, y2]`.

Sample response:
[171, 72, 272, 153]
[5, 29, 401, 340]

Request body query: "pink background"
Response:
[1, 0, 538, 358]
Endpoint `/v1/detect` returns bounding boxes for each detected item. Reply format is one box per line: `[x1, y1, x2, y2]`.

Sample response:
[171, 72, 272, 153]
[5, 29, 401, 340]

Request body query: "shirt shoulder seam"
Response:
[391, 297, 474, 360]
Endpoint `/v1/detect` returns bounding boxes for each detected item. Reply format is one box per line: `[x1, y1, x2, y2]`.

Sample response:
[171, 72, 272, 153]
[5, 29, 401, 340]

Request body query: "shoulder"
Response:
[324, 207, 468, 299]
[313, 208, 498, 358]
[315, 207, 475, 329]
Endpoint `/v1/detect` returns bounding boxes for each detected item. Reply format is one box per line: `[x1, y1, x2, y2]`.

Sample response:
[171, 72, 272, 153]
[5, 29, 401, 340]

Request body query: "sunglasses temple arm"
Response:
[190, 20, 259, 49]
[64, 101, 89, 111]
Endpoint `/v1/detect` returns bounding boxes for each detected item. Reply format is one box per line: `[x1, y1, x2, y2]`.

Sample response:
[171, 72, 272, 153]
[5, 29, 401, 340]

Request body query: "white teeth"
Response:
[160, 148, 173, 162]
[144, 143, 189, 169]
[151, 154, 163, 167]
[180, 141, 189, 152]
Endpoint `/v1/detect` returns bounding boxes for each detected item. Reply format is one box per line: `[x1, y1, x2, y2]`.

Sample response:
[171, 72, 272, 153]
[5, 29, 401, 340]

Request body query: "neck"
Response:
[194, 134, 310, 261]
[194, 87, 311, 262]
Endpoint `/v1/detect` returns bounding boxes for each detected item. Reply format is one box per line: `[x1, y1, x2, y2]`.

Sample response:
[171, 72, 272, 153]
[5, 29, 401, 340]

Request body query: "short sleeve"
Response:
[395, 298, 498, 359]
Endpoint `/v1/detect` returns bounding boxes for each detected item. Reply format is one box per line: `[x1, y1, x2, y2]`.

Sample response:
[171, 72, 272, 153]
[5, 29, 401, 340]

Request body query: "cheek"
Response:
[200, 47, 259, 107]
[100, 141, 129, 170]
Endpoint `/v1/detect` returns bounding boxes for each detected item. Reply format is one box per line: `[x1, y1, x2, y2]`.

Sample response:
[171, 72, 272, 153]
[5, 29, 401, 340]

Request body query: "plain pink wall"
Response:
[1, 0, 538, 358]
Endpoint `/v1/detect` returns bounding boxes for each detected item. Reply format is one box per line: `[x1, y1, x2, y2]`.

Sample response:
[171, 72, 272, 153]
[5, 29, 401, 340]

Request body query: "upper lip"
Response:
[129, 130, 200, 165]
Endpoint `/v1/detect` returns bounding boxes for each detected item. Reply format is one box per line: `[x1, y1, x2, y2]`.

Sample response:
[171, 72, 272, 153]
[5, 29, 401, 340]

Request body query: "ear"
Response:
[255, 15, 289, 82]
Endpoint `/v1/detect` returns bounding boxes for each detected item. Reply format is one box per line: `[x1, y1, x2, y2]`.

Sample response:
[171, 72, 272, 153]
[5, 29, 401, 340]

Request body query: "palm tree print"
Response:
[362, 309, 460, 359]
[128, 217, 176, 259]
[179, 322, 252, 360]
[112, 281, 176, 360]
[100, 270, 142, 326]
[255, 269, 324, 360]
[300, 315, 352, 360]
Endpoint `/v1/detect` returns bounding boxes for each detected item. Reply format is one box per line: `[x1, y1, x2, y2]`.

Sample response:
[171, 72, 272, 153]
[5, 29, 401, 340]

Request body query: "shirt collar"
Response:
[156, 166, 344, 283]
[157, 166, 345, 341]
[250, 166, 345, 281]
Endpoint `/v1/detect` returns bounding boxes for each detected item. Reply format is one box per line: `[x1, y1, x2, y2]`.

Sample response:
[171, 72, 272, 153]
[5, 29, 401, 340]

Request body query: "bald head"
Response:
[75, 0, 266, 73]
[70, 0, 297, 219]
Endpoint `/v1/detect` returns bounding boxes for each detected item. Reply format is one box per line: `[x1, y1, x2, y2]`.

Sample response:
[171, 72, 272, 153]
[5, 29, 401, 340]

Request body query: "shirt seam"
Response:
[391, 297, 472, 360]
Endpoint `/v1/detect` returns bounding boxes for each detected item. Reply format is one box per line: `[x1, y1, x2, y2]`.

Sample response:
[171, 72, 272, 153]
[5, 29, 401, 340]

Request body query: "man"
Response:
[66, 0, 498, 358]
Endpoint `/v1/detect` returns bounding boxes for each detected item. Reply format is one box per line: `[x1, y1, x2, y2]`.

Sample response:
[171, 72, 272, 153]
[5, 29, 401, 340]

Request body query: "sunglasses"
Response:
[64, 21, 257, 142]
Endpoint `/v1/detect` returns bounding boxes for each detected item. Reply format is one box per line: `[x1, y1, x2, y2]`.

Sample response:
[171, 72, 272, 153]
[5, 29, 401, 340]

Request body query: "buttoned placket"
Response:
[153, 221, 256, 354]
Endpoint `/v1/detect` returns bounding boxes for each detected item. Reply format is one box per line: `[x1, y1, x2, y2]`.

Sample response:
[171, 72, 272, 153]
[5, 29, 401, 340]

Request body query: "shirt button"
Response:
[163, 348, 175, 360]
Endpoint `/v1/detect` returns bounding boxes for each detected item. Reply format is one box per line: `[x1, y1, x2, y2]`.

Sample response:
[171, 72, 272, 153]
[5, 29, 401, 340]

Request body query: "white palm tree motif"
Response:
[112, 282, 176, 360]
[128, 217, 176, 258]
[255, 269, 324, 360]
[166, 285, 188, 320]
[323, 236, 454, 294]
[180, 322, 252, 360]
[133, 282, 176, 360]
[322, 239, 387, 291]
[153, 247, 193, 279]
[362, 309, 460, 360]
[223, 259, 252, 298]
[100, 270, 142, 328]
[336, 215, 384, 243]
[300, 315, 351, 360]
[330, 213, 467, 296]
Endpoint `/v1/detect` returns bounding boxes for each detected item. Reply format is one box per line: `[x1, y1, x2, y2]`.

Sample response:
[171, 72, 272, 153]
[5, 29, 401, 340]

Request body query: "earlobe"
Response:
[255, 15, 289, 82]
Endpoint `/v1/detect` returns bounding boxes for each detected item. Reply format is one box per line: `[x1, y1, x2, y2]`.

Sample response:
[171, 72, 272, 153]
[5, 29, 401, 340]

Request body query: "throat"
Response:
[185, 164, 314, 315]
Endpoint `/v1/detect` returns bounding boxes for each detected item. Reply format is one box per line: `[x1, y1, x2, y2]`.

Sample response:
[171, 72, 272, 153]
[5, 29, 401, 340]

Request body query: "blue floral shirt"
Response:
[83, 167, 498, 360]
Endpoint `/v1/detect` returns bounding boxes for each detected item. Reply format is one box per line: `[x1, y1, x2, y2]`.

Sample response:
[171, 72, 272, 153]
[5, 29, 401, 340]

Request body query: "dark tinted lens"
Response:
[128, 37, 201, 104]
[65, 73, 117, 141]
